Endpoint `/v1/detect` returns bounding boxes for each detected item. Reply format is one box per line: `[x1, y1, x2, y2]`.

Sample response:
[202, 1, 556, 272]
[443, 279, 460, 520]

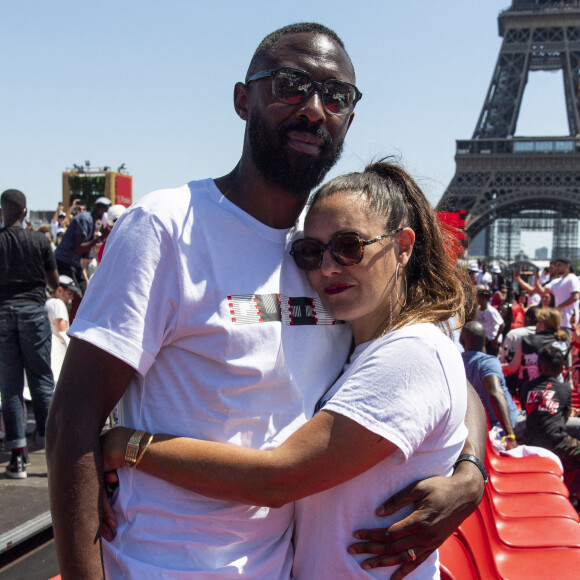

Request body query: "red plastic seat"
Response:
[457, 509, 580, 579]
[489, 470, 569, 497]
[479, 491, 580, 549]
[487, 484, 580, 522]
[485, 436, 563, 477]
[439, 533, 478, 580]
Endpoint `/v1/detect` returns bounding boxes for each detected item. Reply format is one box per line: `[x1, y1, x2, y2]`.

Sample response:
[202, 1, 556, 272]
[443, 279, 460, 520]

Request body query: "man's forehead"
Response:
[251, 32, 355, 81]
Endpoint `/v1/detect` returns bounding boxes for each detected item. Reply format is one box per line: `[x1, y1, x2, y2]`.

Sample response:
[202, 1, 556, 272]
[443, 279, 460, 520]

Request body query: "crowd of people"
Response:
[466, 258, 580, 501]
[0, 190, 125, 479]
[1, 19, 578, 579]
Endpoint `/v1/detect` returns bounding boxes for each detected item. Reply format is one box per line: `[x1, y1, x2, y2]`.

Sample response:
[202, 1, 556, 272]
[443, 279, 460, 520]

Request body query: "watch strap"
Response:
[125, 429, 147, 468]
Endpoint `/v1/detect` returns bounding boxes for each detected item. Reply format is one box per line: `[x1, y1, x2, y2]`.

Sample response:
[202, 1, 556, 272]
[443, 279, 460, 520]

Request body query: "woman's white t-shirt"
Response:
[292, 323, 468, 579]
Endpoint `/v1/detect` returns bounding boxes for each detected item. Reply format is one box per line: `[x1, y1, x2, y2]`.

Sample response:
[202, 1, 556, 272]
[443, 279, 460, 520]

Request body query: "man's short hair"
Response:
[538, 344, 565, 376]
[247, 23, 351, 77]
[555, 257, 571, 266]
[1, 189, 26, 212]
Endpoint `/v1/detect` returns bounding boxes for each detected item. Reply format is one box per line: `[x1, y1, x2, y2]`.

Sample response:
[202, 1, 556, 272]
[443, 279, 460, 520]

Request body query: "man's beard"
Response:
[248, 107, 344, 198]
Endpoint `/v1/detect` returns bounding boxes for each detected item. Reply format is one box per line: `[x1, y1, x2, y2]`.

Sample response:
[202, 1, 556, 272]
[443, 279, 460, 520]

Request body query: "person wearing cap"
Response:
[476, 284, 504, 356]
[50, 202, 68, 239]
[0, 189, 59, 479]
[474, 263, 492, 290]
[45, 275, 82, 381]
[97, 204, 126, 264]
[516, 257, 579, 339]
[54, 196, 112, 294]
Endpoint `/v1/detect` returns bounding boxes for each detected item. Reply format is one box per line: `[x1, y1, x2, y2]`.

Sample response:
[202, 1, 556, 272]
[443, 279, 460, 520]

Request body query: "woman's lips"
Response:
[324, 284, 352, 295]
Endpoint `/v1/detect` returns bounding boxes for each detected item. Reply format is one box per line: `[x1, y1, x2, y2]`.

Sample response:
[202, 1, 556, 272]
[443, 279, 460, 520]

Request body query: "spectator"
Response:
[516, 257, 579, 339]
[0, 189, 59, 479]
[54, 196, 111, 293]
[502, 306, 539, 396]
[461, 321, 519, 448]
[490, 283, 508, 308]
[540, 291, 555, 309]
[520, 344, 580, 498]
[97, 204, 126, 263]
[502, 307, 569, 384]
[45, 275, 82, 381]
[474, 263, 492, 289]
[37, 225, 55, 251]
[50, 203, 68, 239]
[511, 291, 527, 329]
[476, 284, 504, 356]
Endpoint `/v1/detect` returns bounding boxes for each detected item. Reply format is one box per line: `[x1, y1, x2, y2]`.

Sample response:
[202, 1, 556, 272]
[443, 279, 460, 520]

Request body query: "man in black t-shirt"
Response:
[0, 189, 59, 479]
[520, 345, 580, 466]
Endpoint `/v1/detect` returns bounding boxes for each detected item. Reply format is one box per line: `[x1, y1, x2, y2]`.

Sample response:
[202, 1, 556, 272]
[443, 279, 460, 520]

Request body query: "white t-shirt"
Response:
[292, 323, 468, 579]
[477, 305, 504, 340]
[69, 179, 351, 579]
[45, 297, 69, 336]
[474, 271, 492, 289]
[546, 274, 580, 328]
[45, 297, 69, 381]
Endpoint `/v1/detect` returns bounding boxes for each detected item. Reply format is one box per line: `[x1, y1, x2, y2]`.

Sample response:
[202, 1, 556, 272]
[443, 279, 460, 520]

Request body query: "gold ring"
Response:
[407, 548, 417, 562]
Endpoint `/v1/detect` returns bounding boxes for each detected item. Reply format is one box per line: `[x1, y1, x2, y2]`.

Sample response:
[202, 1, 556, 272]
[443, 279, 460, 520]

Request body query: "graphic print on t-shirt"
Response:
[228, 294, 341, 326]
[525, 385, 560, 416]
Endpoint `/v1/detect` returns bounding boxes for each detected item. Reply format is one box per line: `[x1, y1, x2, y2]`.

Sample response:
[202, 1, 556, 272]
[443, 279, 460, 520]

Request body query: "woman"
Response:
[101, 162, 471, 578]
[540, 291, 555, 309]
[511, 292, 527, 329]
[502, 307, 569, 385]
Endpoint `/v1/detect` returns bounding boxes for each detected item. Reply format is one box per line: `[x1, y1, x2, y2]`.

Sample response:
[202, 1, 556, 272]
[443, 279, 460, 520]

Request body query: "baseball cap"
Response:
[94, 196, 112, 207]
[58, 275, 82, 295]
[106, 204, 126, 225]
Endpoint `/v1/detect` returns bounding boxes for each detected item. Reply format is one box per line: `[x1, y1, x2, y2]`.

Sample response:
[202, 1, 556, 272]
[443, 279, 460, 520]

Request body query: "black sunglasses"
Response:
[290, 229, 401, 271]
[246, 67, 362, 116]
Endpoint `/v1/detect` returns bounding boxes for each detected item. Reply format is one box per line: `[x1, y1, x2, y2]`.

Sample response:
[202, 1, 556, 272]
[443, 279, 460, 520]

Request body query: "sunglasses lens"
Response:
[331, 234, 363, 265]
[322, 81, 356, 115]
[274, 69, 312, 104]
[291, 239, 324, 271]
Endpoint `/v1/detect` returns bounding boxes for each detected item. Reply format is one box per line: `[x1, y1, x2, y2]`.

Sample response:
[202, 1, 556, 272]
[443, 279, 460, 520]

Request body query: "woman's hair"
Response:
[536, 307, 568, 341]
[308, 159, 473, 333]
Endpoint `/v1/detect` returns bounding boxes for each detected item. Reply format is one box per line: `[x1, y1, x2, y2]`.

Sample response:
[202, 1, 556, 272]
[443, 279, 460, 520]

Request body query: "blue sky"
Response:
[1, 0, 569, 255]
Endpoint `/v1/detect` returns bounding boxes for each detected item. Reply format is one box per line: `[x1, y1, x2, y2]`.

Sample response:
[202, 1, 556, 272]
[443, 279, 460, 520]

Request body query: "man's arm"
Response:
[45, 268, 59, 291]
[556, 291, 579, 310]
[482, 374, 517, 449]
[46, 338, 135, 580]
[347, 382, 487, 579]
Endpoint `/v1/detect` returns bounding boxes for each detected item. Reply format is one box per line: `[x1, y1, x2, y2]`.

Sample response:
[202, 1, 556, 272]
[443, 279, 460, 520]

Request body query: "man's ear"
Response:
[234, 82, 250, 121]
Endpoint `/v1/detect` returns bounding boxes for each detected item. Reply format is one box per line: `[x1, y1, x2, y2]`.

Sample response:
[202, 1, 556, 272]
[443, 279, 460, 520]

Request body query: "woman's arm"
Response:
[502, 341, 523, 375]
[102, 410, 398, 508]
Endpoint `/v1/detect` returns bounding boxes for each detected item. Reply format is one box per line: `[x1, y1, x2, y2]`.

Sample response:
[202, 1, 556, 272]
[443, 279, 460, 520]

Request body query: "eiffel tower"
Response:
[437, 0, 580, 261]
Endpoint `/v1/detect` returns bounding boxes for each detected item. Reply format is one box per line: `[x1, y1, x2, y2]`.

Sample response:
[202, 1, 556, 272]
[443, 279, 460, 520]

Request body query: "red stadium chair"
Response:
[489, 470, 569, 497]
[457, 509, 580, 579]
[486, 483, 580, 522]
[439, 533, 478, 580]
[485, 436, 563, 477]
[479, 491, 580, 549]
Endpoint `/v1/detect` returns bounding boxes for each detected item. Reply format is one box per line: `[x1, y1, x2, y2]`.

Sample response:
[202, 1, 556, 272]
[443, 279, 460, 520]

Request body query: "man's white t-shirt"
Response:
[292, 323, 468, 579]
[474, 271, 492, 289]
[69, 179, 351, 579]
[477, 305, 504, 340]
[45, 297, 69, 381]
[546, 274, 580, 328]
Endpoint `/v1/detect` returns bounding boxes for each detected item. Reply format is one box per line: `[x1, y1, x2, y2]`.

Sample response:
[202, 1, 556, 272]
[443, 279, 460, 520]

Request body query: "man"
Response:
[0, 189, 59, 479]
[45, 275, 82, 381]
[516, 257, 579, 338]
[474, 263, 492, 290]
[461, 321, 519, 448]
[475, 284, 504, 356]
[48, 23, 487, 579]
[54, 196, 111, 293]
[97, 203, 126, 263]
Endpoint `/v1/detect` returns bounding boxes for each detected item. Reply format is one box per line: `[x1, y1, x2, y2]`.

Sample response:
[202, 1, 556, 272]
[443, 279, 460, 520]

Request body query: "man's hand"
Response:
[348, 468, 484, 580]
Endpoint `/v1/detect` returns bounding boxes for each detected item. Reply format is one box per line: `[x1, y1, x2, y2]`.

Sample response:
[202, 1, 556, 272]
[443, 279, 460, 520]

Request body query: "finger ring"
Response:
[407, 548, 417, 562]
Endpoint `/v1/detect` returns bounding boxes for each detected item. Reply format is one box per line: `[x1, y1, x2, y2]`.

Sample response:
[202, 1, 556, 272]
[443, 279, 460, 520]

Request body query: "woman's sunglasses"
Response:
[290, 229, 401, 271]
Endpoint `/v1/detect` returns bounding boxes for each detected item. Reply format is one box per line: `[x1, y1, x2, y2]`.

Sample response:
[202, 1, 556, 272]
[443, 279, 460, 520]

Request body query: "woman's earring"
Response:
[396, 263, 408, 309]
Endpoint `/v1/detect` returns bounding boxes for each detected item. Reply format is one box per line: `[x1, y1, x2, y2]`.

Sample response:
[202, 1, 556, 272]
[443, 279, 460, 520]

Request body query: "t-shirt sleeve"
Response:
[322, 334, 461, 460]
[68, 205, 180, 376]
[478, 355, 502, 381]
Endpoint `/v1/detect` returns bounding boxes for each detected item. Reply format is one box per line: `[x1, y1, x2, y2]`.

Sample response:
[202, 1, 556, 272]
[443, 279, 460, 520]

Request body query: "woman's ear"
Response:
[397, 227, 415, 267]
[233, 82, 250, 121]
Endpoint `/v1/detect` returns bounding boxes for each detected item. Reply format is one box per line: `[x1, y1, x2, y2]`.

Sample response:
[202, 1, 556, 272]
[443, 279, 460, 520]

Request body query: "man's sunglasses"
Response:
[246, 67, 362, 116]
[290, 229, 401, 271]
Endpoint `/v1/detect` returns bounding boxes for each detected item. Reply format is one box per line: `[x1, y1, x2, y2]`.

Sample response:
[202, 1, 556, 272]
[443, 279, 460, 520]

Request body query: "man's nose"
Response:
[295, 90, 326, 125]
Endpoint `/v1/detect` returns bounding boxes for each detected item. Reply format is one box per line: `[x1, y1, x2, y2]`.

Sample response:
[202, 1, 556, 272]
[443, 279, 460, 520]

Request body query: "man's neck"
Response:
[214, 161, 310, 229]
